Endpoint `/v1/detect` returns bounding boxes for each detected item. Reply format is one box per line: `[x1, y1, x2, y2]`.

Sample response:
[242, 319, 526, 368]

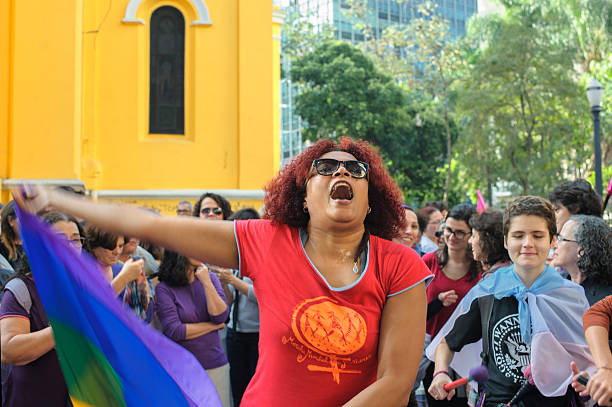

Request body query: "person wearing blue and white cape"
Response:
[427, 196, 595, 406]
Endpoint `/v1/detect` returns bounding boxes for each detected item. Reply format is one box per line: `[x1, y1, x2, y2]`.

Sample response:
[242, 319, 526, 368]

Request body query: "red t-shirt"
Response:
[234, 220, 432, 406]
[424, 251, 479, 337]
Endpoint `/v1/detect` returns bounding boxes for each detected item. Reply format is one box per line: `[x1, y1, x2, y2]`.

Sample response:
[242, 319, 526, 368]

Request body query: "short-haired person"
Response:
[548, 179, 603, 232]
[552, 215, 612, 305]
[468, 210, 511, 279]
[13, 137, 432, 406]
[85, 226, 151, 320]
[427, 196, 591, 406]
[176, 201, 193, 216]
[572, 295, 612, 406]
[420, 206, 445, 254]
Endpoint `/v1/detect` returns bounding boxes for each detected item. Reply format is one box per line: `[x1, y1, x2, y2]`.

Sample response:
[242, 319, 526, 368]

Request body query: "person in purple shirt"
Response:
[155, 250, 230, 407]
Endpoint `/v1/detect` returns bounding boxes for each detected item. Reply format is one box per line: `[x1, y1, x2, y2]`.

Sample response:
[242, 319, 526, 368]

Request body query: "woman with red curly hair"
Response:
[14, 137, 432, 407]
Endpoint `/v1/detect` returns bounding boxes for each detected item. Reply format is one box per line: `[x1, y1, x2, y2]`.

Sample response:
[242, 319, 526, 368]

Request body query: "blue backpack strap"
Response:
[4, 278, 32, 314]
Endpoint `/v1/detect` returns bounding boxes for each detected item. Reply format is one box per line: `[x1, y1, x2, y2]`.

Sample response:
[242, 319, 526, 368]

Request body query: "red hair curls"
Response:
[263, 137, 406, 240]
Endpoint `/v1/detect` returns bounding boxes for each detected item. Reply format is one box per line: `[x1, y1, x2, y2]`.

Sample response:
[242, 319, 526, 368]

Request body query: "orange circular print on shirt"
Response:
[295, 297, 367, 355]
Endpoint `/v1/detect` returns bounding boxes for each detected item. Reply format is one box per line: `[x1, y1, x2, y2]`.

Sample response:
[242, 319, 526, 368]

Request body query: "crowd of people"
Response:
[0, 139, 611, 407]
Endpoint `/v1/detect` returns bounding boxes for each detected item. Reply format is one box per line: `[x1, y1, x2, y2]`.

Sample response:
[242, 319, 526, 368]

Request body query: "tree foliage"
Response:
[344, 0, 463, 204]
[290, 41, 450, 203]
[456, 1, 600, 198]
[283, 0, 612, 206]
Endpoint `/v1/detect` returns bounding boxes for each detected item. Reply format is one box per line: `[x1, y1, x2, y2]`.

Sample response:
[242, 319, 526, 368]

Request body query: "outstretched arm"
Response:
[344, 282, 427, 407]
[13, 187, 239, 269]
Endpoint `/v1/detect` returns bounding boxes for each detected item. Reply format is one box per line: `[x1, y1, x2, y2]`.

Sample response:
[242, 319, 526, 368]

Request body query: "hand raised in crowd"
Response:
[438, 290, 458, 307]
[571, 361, 612, 406]
[428, 371, 455, 401]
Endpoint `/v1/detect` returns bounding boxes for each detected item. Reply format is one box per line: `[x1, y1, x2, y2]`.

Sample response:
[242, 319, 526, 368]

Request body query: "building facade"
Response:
[279, 0, 477, 165]
[1, 1, 283, 213]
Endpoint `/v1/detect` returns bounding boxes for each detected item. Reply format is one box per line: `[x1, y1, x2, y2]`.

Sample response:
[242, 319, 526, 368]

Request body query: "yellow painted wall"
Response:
[9, 1, 83, 180]
[1, 0, 281, 206]
[0, 0, 10, 196]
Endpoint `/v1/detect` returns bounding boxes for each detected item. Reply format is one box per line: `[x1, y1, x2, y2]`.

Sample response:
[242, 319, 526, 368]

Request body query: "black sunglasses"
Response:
[312, 159, 369, 179]
[201, 207, 223, 215]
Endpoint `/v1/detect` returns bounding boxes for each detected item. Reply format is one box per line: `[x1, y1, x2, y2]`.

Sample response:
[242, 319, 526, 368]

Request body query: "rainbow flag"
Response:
[16, 206, 222, 407]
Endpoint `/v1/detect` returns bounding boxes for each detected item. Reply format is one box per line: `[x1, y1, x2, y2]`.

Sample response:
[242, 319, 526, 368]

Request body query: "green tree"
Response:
[290, 41, 450, 203]
[456, 2, 592, 198]
[344, 0, 464, 205]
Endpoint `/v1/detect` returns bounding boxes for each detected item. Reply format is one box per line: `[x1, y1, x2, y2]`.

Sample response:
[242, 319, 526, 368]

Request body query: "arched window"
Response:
[149, 6, 185, 134]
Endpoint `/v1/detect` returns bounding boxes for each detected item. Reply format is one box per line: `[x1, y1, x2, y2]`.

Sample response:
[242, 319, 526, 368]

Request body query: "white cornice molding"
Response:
[94, 189, 265, 200]
[122, 0, 213, 25]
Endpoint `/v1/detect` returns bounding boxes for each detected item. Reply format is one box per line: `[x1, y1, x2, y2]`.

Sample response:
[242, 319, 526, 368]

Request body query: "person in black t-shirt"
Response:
[428, 196, 589, 406]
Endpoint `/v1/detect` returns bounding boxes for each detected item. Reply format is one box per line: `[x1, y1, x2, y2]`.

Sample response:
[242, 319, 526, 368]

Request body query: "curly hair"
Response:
[0, 201, 20, 261]
[192, 193, 233, 220]
[504, 196, 556, 242]
[469, 210, 510, 267]
[157, 250, 190, 286]
[263, 137, 405, 240]
[437, 204, 481, 281]
[571, 215, 612, 286]
[548, 179, 603, 217]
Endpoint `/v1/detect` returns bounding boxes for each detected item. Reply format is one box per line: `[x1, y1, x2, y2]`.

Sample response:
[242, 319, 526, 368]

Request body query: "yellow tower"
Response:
[0, 0, 283, 214]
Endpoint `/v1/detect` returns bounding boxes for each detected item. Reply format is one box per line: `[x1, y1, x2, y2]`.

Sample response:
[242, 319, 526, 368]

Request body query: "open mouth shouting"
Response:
[330, 181, 354, 203]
